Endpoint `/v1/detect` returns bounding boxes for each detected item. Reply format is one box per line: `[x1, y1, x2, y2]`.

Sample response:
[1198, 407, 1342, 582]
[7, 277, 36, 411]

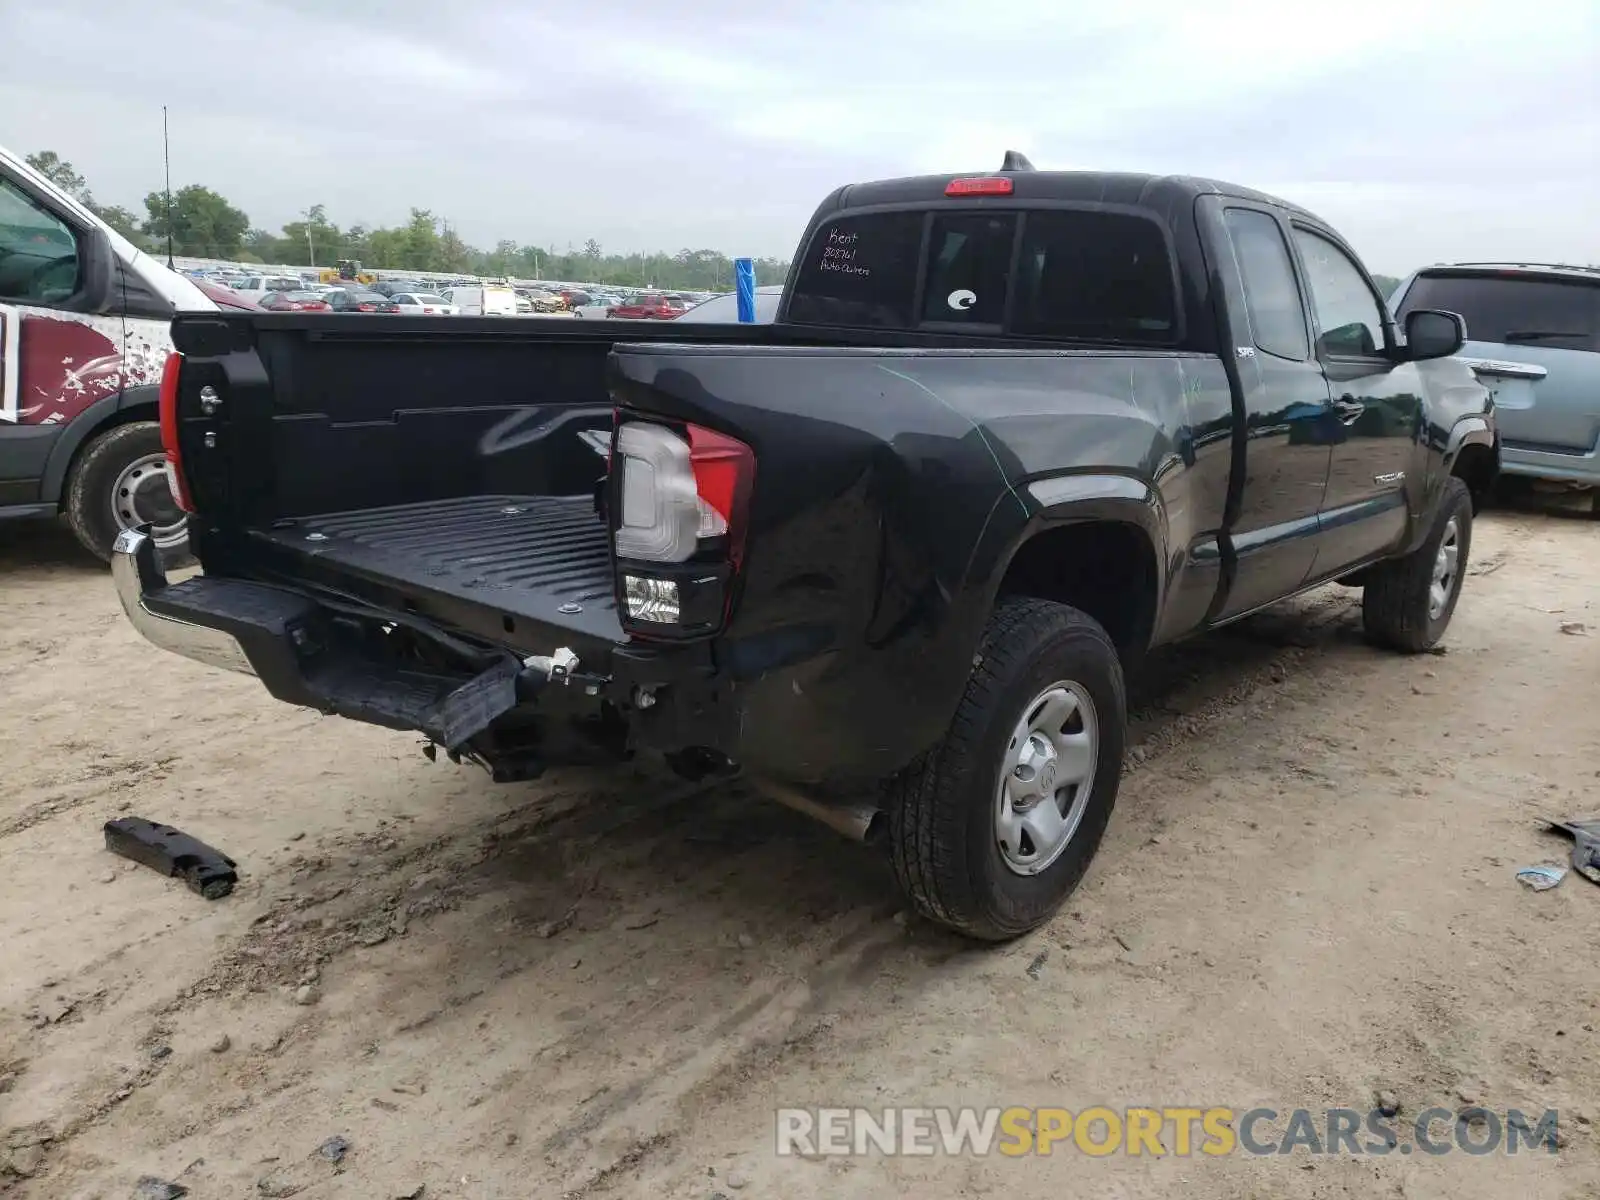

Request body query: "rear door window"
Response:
[787, 212, 924, 329]
[1396, 273, 1598, 352]
[1224, 208, 1310, 360]
[1012, 211, 1177, 343]
[922, 213, 1015, 325]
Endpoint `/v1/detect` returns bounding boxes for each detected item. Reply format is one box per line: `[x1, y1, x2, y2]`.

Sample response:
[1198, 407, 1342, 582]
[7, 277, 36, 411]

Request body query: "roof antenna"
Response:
[162, 105, 175, 269]
[1001, 150, 1035, 172]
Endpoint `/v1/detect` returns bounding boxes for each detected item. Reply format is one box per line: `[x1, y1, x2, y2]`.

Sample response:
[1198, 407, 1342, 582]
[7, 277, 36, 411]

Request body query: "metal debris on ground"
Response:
[1515, 864, 1567, 891]
[133, 1177, 189, 1199]
[103, 818, 238, 899]
[1547, 817, 1600, 885]
[1025, 950, 1049, 979]
[316, 1135, 351, 1164]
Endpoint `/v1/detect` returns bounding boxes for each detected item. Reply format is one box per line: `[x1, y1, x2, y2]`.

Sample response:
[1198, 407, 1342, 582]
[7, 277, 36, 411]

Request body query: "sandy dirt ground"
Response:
[1, 506, 1597, 1200]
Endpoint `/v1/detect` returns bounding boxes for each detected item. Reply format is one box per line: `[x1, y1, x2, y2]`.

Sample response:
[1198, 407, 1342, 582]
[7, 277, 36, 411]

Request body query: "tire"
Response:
[63, 421, 189, 564]
[887, 597, 1126, 941]
[1361, 476, 1473, 652]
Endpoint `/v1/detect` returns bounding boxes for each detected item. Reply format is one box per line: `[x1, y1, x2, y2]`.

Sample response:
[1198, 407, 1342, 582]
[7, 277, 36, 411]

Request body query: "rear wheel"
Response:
[887, 597, 1125, 941]
[63, 422, 188, 563]
[1361, 476, 1473, 652]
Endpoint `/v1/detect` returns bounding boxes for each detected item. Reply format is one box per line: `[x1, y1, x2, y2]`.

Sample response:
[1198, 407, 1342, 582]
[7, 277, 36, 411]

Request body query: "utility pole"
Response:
[301, 209, 316, 268]
[162, 105, 174, 269]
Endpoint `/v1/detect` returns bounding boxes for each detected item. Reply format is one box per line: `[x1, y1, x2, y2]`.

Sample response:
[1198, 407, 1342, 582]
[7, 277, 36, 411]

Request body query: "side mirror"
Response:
[1403, 308, 1466, 362]
[72, 225, 117, 314]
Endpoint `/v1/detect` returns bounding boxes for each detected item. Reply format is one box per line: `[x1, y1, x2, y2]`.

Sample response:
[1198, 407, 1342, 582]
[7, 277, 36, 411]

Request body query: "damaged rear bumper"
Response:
[111, 526, 525, 749]
[113, 528, 257, 677]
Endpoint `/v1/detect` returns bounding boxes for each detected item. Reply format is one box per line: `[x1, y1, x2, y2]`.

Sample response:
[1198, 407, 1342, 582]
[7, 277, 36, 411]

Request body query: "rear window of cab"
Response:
[787, 207, 1179, 343]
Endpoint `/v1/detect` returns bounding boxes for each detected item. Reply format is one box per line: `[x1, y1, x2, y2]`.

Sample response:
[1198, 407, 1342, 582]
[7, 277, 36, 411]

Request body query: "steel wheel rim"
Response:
[995, 680, 1099, 876]
[1429, 518, 1460, 620]
[111, 452, 187, 549]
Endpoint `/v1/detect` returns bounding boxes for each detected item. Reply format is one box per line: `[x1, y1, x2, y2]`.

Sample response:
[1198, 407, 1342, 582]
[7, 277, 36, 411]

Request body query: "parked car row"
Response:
[188, 263, 741, 322]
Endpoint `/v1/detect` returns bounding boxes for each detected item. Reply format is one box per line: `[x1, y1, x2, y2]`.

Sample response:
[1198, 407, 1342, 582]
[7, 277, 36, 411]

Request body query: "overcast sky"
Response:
[3, 0, 1596, 271]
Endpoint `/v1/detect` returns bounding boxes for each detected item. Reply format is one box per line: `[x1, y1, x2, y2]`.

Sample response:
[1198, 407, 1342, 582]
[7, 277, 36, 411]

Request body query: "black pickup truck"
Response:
[116, 158, 1499, 940]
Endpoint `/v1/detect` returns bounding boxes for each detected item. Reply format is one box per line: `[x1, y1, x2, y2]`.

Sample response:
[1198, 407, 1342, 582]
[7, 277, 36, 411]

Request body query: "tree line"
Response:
[24, 150, 791, 290]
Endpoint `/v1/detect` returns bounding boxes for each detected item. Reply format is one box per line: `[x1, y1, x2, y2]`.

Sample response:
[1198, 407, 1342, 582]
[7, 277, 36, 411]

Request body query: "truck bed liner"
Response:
[249, 494, 620, 643]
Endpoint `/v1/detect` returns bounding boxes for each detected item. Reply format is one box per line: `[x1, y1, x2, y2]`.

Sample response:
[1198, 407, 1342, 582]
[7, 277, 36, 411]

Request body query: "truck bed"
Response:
[247, 494, 621, 644]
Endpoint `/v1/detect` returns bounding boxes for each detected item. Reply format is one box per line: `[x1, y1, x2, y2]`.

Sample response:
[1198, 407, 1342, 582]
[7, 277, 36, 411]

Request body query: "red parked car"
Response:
[606, 293, 687, 320]
[259, 290, 333, 312]
[190, 279, 257, 310]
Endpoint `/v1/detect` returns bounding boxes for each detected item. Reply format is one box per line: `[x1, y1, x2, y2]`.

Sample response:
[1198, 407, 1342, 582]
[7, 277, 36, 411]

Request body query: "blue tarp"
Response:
[735, 258, 756, 323]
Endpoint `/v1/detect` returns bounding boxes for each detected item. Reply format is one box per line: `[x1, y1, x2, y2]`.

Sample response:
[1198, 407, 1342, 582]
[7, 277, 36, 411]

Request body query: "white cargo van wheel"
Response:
[64, 422, 189, 563]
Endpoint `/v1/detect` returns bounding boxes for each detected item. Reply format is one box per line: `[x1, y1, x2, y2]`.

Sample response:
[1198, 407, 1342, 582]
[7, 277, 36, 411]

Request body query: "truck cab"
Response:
[0, 143, 219, 561]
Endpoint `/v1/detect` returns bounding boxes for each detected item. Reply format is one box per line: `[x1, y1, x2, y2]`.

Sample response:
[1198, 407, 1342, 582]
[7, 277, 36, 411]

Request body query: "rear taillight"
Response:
[685, 425, 754, 565]
[611, 421, 755, 632]
[157, 351, 195, 513]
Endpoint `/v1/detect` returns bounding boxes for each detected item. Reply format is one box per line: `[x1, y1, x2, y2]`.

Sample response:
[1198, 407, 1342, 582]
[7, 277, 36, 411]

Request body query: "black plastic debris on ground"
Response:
[1549, 817, 1600, 886]
[103, 818, 238, 899]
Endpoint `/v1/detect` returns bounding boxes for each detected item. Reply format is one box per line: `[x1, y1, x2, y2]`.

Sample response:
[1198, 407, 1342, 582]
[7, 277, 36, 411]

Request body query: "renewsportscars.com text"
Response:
[775, 1106, 1561, 1158]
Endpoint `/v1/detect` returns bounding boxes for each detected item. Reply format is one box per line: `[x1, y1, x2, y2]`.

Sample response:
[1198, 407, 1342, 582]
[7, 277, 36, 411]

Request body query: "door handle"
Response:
[1332, 397, 1364, 425]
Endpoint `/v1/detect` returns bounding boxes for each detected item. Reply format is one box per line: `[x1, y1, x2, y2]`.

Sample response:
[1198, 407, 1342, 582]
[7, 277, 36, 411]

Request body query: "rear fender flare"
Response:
[966, 472, 1169, 635]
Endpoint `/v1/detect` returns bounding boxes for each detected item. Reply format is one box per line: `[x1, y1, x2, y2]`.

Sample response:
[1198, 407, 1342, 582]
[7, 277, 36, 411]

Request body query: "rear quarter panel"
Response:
[610, 344, 1232, 783]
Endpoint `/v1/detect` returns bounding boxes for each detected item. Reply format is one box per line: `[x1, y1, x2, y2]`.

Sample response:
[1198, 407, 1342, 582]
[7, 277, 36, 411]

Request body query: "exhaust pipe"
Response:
[753, 779, 884, 844]
[663, 751, 884, 844]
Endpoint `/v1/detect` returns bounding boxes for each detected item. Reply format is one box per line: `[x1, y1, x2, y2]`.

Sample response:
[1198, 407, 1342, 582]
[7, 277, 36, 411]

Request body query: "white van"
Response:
[232, 275, 305, 308]
[440, 284, 518, 317]
[0, 142, 222, 561]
